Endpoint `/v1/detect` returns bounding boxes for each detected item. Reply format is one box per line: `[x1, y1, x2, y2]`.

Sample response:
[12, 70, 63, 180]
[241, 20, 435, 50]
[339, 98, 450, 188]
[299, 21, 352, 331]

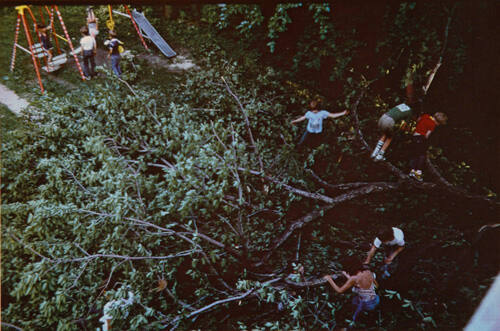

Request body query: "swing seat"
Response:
[31, 43, 47, 58]
[69, 46, 81, 56]
[42, 53, 67, 72]
[50, 53, 67, 65]
[42, 64, 61, 72]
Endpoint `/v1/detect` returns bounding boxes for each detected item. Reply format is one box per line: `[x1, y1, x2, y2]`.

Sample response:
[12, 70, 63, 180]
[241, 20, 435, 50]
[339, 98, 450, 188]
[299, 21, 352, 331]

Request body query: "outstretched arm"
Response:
[385, 245, 404, 264]
[364, 245, 377, 264]
[328, 110, 348, 119]
[291, 115, 307, 125]
[323, 274, 355, 293]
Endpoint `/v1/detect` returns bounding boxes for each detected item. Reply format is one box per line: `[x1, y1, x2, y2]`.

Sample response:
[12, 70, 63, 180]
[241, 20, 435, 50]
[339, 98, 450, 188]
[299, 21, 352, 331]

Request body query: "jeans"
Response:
[409, 135, 428, 170]
[298, 130, 322, 149]
[352, 295, 380, 321]
[82, 50, 95, 78]
[111, 54, 122, 78]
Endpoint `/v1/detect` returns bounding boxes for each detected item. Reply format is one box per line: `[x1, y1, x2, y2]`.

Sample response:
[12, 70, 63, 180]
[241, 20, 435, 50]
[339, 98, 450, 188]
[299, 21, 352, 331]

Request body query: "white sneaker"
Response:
[409, 170, 423, 181]
[374, 154, 385, 162]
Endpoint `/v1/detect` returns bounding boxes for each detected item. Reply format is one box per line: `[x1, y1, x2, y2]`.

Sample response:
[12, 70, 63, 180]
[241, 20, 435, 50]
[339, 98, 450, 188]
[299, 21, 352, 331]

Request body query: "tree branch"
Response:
[168, 289, 256, 330]
[307, 168, 390, 191]
[221, 76, 264, 173]
[1, 322, 24, 331]
[422, 5, 456, 95]
[254, 181, 401, 267]
[426, 157, 499, 205]
[238, 168, 336, 204]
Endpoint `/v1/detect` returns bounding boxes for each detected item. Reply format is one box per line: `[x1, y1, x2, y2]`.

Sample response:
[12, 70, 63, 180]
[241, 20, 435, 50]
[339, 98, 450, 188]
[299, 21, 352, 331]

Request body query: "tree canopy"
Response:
[1, 2, 498, 330]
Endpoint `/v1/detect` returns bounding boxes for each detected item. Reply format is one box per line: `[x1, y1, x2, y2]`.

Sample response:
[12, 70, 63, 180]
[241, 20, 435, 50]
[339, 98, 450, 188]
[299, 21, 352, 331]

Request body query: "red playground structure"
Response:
[10, 5, 85, 93]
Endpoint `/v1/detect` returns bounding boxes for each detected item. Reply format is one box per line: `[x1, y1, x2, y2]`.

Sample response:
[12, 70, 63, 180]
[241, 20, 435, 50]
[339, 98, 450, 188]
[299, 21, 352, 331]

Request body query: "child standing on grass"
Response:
[79, 26, 97, 80]
[291, 100, 348, 149]
[408, 112, 448, 181]
[104, 31, 123, 79]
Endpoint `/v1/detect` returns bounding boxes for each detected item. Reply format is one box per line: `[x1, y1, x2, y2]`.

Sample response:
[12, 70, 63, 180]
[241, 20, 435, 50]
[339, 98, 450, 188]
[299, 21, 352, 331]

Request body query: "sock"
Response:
[371, 140, 384, 158]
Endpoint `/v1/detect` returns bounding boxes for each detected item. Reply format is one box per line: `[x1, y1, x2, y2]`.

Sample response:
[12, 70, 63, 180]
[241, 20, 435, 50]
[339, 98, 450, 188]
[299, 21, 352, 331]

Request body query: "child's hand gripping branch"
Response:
[323, 258, 380, 322]
[364, 227, 405, 265]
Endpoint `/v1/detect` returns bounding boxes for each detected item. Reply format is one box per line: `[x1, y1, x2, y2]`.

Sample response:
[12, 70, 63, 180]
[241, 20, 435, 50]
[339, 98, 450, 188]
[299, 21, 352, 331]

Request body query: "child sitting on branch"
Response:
[291, 100, 348, 149]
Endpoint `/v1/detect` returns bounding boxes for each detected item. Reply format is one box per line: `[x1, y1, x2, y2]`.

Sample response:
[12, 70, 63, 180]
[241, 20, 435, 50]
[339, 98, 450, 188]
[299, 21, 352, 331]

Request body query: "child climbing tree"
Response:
[1, 2, 498, 331]
[291, 100, 348, 149]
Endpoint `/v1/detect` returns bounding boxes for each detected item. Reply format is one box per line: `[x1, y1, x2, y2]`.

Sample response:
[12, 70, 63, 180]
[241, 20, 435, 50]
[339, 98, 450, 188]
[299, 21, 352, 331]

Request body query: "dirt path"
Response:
[0, 83, 29, 116]
[136, 52, 198, 72]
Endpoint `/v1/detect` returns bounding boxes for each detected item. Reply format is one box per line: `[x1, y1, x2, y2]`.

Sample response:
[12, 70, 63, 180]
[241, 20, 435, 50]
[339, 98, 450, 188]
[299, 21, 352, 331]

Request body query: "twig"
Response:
[221, 76, 264, 173]
[118, 77, 161, 126]
[192, 108, 221, 112]
[422, 5, 456, 95]
[307, 169, 389, 191]
[8, 233, 51, 261]
[168, 289, 255, 330]
[1, 322, 24, 331]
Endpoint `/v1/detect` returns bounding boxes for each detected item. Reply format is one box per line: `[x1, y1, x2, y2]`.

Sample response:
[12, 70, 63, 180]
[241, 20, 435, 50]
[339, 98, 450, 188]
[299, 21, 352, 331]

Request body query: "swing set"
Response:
[10, 5, 85, 93]
[10, 5, 176, 93]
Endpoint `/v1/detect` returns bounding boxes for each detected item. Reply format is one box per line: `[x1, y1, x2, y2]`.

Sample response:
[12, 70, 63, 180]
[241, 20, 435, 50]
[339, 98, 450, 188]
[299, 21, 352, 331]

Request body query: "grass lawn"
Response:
[0, 103, 21, 142]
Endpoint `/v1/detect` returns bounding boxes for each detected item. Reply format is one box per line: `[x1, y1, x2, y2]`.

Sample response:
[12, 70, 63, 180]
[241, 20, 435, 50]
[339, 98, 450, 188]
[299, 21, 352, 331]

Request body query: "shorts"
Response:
[378, 114, 396, 135]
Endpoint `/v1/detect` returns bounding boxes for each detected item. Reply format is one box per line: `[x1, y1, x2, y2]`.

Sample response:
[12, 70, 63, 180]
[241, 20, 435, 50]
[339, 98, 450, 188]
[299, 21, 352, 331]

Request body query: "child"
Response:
[104, 31, 123, 78]
[371, 100, 416, 161]
[364, 226, 405, 278]
[86, 6, 99, 38]
[291, 100, 348, 148]
[37, 24, 53, 67]
[79, 26, 97, 80]
[408, 112, 448, 181]
[323, 258, 379, 322]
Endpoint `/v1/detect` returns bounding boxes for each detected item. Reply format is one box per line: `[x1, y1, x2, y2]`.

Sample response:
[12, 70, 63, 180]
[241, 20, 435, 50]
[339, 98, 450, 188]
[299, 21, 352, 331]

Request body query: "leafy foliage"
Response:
[1, 2, 498, 330]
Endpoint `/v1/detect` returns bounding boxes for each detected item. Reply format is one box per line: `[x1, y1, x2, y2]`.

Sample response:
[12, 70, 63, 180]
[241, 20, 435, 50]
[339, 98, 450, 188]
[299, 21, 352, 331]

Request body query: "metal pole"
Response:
[124, 5, 149, 50]
[18, 6, 44, 93]
[26, 6, 47, 69]
[46, 6, 61, 55]
[54, 5, 86, 81]
[10, 15, 21, 72]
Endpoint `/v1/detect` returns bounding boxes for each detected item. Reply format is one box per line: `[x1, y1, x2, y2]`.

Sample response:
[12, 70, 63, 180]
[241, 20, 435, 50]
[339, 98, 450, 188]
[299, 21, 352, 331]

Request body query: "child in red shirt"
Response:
[409, 112, 448, 181]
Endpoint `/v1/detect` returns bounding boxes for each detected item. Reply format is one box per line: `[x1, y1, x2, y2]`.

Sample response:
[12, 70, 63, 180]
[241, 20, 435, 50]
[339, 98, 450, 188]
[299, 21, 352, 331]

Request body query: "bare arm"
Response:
[328, 110, 348, 119]
[291, 115, 307, 125]
[323, 274, 355, 294]
[364, 245, 377, 264]
[385, 245, 404, 264]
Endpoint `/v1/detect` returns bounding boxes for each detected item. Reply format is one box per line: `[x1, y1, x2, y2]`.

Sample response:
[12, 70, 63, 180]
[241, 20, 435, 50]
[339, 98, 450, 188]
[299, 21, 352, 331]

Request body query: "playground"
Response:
[1, 3, 498, 331]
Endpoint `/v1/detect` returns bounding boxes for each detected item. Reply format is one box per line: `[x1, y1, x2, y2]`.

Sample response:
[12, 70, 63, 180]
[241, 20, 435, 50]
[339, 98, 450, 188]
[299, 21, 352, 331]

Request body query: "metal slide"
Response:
[131, 10, 176, 58]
